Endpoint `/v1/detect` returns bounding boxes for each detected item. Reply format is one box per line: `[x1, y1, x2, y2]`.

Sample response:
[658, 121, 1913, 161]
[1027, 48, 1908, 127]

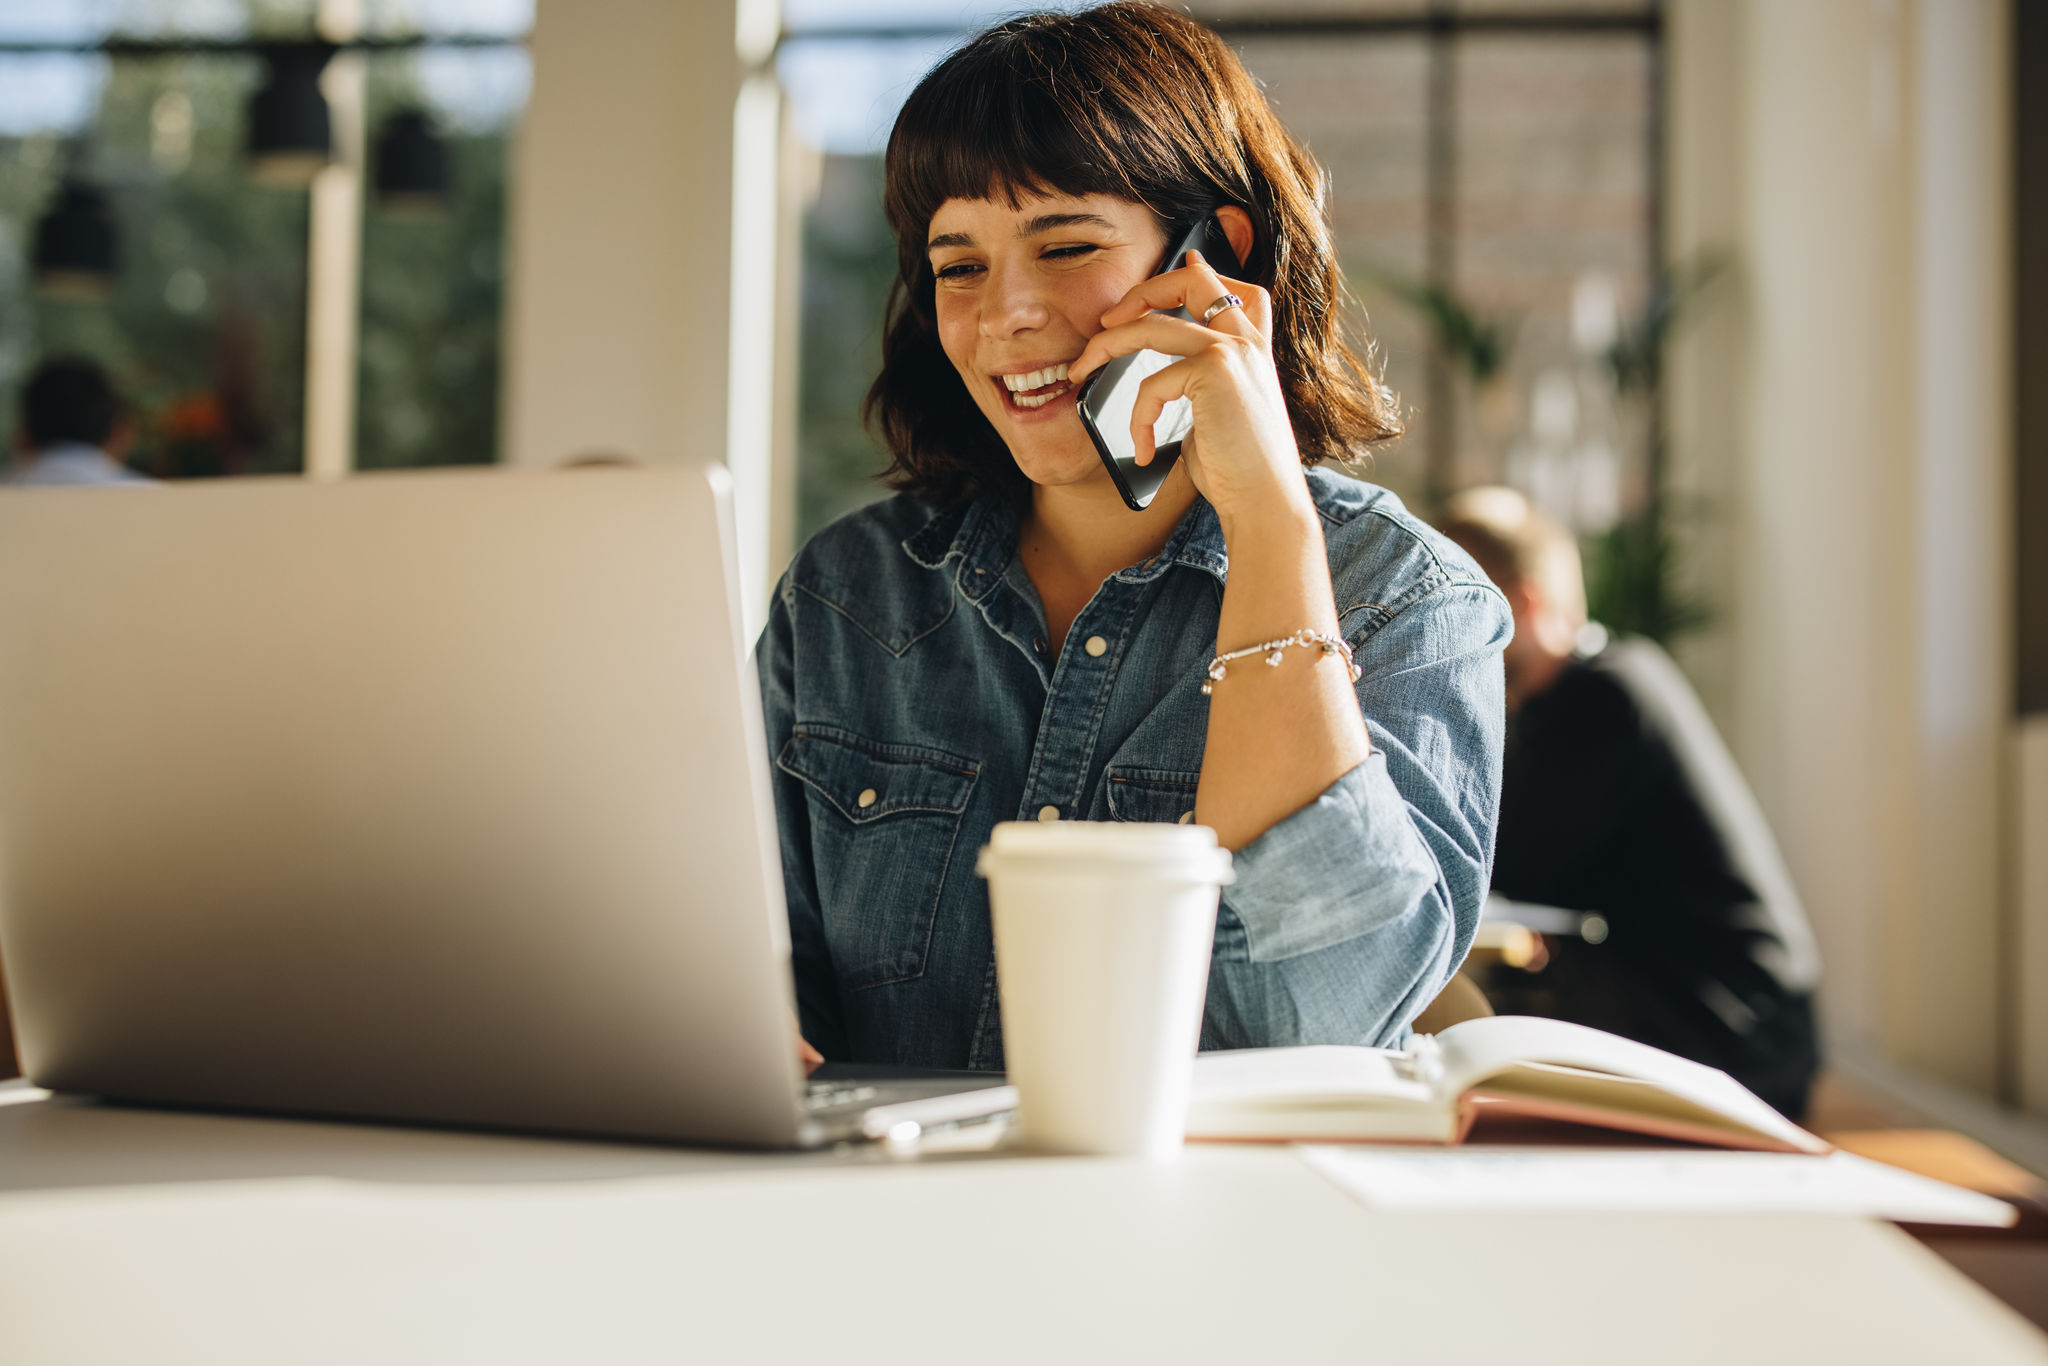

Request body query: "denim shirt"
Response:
[757, 467, 1511, 1070]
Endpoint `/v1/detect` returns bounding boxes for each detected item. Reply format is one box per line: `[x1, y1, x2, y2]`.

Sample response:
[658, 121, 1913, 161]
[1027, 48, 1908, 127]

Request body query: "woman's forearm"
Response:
[1195, 494, 1372, 851]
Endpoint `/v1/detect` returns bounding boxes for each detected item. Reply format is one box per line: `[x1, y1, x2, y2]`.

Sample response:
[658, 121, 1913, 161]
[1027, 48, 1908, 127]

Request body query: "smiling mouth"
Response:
[999, 362, 1074, 410]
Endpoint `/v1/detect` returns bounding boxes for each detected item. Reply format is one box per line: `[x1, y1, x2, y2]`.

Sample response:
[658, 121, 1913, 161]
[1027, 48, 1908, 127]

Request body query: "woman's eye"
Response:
[934, 261, 983, 281]
[1042, 244, 1099, 261]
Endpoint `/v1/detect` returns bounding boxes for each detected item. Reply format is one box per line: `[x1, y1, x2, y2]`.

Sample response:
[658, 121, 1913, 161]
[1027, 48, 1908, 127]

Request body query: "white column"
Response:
[302, 0, 364, 480]
[1666, 0, 2014, 1094]
[1895, 0, 2011, 1090]
[726, 69, 780, 637]
[502, 0, 786, 638]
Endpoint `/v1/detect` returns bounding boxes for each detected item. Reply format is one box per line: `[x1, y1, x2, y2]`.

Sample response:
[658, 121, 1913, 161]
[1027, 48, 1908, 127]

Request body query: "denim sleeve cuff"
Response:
[1218, 752, 1444, 963]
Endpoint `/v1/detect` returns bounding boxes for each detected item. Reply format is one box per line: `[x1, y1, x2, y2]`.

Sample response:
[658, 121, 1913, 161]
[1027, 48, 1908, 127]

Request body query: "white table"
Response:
[0, 1083, 2041, 1365]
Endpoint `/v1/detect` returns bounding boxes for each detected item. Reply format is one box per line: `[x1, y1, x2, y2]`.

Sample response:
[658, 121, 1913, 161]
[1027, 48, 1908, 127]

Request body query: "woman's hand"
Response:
[1066, 250, 1311, 536]
[797, 1027, 823, 1075]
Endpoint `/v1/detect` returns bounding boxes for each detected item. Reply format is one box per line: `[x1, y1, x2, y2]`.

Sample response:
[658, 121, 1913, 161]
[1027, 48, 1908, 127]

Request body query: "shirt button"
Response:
[1178, 811, 1195, 824]
[1032, 636, 1045, 654]
[857, 788, 878, 809]
[1084, 635, 1107, 657]
[1037, 804, 1061, 822]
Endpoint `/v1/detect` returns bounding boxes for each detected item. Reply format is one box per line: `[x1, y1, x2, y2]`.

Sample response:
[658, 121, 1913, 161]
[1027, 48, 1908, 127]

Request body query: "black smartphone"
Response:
[1076, 215, 1245, 511]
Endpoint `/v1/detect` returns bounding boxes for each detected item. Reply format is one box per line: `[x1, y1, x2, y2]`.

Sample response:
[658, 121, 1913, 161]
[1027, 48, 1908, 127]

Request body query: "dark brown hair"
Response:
[865, 0, 1401, 506]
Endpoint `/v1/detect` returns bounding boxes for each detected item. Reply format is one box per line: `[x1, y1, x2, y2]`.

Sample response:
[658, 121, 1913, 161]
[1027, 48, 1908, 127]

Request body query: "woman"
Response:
[759, 2, 1510, 1070]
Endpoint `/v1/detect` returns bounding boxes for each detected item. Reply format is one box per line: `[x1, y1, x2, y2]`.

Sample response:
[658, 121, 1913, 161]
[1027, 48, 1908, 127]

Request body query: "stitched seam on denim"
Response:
[848, 788, 967, 991]
[1365, 579, 1514, 656]
[1107, 766, 1201, 821]
[1308, 469, 1371, 529]
[1059, 578, 1146, 814]
[1356, 503, 1501, 605]
[776, 730, 980, 828]
[1338, 600, 1392, 628]
[966, 954, 1002, 1066]
[900, 497, 977, 570]
[775, 759, 974, 824]
[784, 725, 980, 775]
[958, 497, 1018, 586]
[970, 563, 1053, 687]
[1332, 538, 1453, 639]
[793, 579, 956, 659]
[1107, 767, 1202, 787]
[1110, 498, 1224, 584]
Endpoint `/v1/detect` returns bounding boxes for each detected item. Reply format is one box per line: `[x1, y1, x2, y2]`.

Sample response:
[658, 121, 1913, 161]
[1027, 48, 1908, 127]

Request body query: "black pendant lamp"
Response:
[32, 178, 119, 300]
[247, 42, 335, 186]
[375, 109, 452, 215]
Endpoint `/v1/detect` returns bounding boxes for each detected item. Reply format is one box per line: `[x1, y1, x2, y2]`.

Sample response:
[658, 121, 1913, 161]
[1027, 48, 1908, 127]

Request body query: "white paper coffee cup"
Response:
[976, 821, 1234, 1158]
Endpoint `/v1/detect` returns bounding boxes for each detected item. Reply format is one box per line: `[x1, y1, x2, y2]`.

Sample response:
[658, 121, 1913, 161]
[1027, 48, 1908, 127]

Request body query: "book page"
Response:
[1189, 1046, 1435, 1106]
[1432, 1016, 1825, 1153]
[1186, 1046, 1452, 1141]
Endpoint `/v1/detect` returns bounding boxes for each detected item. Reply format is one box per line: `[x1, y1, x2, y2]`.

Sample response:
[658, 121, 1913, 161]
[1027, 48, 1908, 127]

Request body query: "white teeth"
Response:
[1001, 362, 1070, 393]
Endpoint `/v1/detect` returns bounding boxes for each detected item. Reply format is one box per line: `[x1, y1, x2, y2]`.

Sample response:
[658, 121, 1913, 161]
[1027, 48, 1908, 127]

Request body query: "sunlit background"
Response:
[0, 0, 2042, 1164]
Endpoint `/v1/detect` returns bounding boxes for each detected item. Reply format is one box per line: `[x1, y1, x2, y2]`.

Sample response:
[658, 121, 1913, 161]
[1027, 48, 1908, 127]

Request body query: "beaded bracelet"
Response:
[1201, 627, 1361, 696]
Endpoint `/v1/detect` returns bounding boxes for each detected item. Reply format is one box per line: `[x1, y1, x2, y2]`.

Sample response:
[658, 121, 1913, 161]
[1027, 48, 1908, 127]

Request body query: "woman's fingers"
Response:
[1070, 312, 1244, 386]
[1188, 252, 1275, 337]
[1126, 356, 1195, 467]
[1181, 250, 1274, 338]
[1098, 253, 1270, 341]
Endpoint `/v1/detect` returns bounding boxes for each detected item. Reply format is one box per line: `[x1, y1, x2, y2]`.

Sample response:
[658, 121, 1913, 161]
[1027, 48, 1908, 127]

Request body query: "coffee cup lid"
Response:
[976, 821, 1235, 882]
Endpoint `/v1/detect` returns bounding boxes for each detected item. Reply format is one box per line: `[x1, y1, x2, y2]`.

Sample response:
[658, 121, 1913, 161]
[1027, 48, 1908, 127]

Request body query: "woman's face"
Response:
[926, 192, 1168, 490]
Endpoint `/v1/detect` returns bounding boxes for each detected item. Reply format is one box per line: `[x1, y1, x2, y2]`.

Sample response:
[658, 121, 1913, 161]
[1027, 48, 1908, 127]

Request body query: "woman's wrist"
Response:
[1213, 474, 1321, 553]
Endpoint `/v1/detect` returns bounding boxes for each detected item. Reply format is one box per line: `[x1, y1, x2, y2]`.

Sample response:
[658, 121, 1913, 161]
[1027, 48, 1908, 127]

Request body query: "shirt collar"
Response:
[1113, 495, 1229, 584]
[902, 489, 1230, 592]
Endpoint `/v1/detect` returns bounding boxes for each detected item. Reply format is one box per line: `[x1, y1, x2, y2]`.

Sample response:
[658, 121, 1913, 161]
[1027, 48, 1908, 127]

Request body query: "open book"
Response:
[1188, 1016, 1829, 1154]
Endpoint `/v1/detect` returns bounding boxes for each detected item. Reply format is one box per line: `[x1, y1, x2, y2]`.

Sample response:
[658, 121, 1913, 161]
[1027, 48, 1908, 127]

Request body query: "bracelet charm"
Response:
[1201, 628, 1360, 696]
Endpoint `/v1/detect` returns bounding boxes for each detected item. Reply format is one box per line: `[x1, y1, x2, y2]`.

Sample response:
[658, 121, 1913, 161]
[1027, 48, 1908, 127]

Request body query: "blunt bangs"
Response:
[885, 59, 1139, 227]
[883, 11, 1252, 303]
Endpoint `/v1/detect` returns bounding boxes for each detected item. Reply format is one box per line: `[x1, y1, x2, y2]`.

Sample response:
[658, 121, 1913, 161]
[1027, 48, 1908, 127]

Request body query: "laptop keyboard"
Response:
[802, 1082, 880, 1112]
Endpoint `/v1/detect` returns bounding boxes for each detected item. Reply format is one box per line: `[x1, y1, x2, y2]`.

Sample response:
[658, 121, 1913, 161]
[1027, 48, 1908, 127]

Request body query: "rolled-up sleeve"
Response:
[1202, 579, 1511, 1051]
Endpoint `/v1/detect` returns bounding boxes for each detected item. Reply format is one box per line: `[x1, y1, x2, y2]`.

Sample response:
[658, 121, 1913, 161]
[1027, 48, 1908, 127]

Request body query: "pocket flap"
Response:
[778, 727, 978, 825]
[1105, 765, 1201, 825]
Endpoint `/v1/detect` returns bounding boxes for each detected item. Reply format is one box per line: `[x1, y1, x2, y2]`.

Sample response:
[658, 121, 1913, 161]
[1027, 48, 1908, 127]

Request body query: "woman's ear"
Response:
[1214, 205, 1256, 271]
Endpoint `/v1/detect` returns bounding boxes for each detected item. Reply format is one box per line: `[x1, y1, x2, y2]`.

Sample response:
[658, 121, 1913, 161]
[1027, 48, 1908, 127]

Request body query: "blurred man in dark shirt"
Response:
[1440, 488, 1821, 1118]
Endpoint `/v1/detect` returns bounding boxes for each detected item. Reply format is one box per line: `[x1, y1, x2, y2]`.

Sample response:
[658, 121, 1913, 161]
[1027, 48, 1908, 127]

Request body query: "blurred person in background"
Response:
[7, 356, 151, 488]
[1439, 486, 1822, 1118]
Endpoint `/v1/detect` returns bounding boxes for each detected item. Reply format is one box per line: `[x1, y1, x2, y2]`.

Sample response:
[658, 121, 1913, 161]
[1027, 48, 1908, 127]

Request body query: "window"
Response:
[0, 0, 529, 477]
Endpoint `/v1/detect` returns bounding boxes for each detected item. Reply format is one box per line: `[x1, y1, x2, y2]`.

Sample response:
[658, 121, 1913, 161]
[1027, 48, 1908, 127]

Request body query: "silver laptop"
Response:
[0, 464, 1008, 1147]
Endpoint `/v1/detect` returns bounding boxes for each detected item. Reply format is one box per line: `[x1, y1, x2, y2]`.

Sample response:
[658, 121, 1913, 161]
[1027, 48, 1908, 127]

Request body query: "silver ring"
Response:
[1200, 293, 1244, 326]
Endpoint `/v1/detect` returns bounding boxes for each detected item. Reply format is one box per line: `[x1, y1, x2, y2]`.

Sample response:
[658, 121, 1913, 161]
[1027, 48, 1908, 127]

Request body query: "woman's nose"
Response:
[980, 262, 1051, 338]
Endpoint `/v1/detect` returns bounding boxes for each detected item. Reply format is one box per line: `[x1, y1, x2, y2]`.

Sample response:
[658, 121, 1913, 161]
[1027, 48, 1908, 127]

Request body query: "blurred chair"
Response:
[1412, 972, 1493, 1036]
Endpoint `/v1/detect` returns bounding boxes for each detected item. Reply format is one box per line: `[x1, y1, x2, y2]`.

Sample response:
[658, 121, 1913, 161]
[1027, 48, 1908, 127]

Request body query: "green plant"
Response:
[1581, 480, 1715, 643]
[1363, 267, 1513, 385]
[1602, 252, 1729, 399]
[1579, 254, 1731, 645]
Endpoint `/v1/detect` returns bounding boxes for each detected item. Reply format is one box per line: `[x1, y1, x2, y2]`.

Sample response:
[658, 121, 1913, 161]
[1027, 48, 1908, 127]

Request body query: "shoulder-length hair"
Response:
[865, 1, 1402, 507]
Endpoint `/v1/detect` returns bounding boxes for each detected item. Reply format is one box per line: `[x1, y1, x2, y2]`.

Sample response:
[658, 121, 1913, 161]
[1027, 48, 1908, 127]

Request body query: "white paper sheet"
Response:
[1298, 1145, 2017, 1227]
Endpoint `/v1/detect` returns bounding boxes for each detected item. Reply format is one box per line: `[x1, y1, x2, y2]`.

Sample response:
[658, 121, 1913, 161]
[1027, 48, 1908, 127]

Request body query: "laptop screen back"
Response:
[0, 465, 807, 1146]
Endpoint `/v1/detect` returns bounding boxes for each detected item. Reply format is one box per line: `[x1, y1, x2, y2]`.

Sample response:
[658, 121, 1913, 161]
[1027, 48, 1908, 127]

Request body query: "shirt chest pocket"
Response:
[777, 727, 980, 990]
[1106, 766, 1201, 825]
